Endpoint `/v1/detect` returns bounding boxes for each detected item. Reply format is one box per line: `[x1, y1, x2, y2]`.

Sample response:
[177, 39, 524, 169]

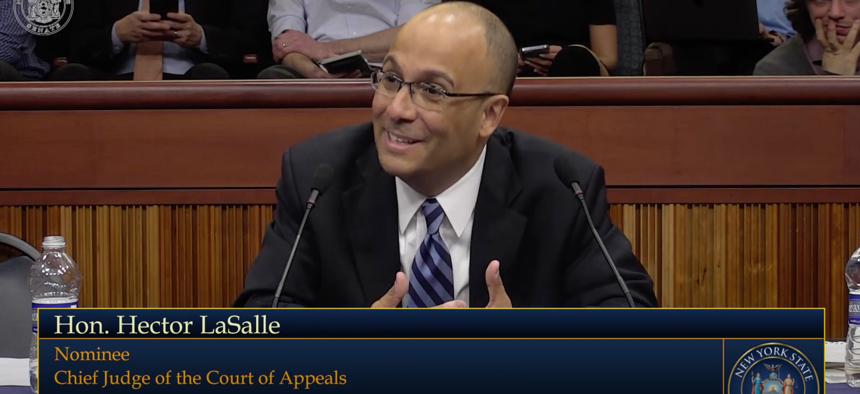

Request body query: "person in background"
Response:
[48, 0, 270, 80]
[0, 0, 50, 81]
[755, 0, 860, 75]
[258, 0, 440, 79]
[446, 0, 618, 77]
[758, 0, 796, 44]
[663, 0, 790, 76]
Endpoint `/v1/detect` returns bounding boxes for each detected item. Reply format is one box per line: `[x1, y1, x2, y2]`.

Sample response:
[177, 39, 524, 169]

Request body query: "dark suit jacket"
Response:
[234, 123, 658, 308]
[67, 0, 271, 76]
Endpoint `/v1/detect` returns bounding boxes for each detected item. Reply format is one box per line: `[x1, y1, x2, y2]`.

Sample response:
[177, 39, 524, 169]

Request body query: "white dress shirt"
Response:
[396, 145, 486, 307]
[110, 0, 210, 76]
[267, 0, 439, 43]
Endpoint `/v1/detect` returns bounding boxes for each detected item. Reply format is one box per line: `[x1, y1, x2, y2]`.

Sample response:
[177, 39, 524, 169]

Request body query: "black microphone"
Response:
[553, 156, 636, 308]
[271, 163, 334, 308]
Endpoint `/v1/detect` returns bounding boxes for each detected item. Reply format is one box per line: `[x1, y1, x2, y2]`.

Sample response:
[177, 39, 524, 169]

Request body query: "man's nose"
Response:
[829, 0, 846, 20]
[386, 85, 418, 121]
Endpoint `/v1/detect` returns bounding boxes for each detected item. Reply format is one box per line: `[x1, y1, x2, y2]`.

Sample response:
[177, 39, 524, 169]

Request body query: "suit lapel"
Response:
[342, 146, 401, 306]
[469, 135, 527, 307]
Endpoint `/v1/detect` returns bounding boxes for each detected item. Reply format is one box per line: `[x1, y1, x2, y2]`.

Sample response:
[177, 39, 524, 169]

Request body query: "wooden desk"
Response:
[1, 77, 858, 338]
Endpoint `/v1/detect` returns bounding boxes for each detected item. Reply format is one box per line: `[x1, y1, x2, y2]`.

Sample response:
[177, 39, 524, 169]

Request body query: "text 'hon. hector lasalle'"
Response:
[53, 315, 281, 335]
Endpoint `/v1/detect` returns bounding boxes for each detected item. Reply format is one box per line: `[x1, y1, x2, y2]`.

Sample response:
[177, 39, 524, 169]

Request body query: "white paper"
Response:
[0, 358, 29, 386]
[827, 367, 848, 384]
[827, 341, 847, 364]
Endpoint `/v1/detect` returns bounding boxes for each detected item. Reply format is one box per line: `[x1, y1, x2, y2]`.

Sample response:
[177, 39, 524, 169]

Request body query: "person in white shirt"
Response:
[258, 0, 439, 79]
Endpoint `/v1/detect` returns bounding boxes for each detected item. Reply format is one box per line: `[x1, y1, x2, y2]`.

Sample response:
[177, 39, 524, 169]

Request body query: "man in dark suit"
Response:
[48, 0, 270, 80]
[234, 2, 658, 309]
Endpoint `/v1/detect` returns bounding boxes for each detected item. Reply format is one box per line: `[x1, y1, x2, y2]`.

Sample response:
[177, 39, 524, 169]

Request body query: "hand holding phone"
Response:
[149, 0, 179, 21]
[520, 44, 550, 57]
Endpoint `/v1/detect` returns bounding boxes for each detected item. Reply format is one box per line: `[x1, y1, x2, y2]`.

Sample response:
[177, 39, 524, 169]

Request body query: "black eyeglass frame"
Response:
[370, 69, 505, 99]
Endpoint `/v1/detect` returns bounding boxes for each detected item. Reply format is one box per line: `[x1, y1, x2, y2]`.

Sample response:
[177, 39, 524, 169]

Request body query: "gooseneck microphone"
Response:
[553, 156, 636, 308]
[271, 163, 334, 308]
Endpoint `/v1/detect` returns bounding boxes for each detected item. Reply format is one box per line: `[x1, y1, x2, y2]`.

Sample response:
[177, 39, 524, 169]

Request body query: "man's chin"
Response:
[377, 153, 417, 179]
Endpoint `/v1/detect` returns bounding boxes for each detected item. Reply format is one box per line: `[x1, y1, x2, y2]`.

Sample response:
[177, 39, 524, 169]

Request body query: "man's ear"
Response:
[479, 94, 510, 138]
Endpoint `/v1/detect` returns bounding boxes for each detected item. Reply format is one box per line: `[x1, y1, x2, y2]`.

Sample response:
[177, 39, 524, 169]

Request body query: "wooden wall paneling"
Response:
[778, 205, 793, 308]
[145, 206, 159, 307]
[726, 205, 741, 308]
[159, 206, 173, 307]
[756, 205, 765, 307]
[2, 106, 859, 192]
[818, 205, 832, 336]
[109, 206, 123, 307]
[74, 207, 93, 308]
[714, 204, 726, 307]
[765, 205, 778, 307]
[831, 204, 846, 339]
[660, 204, 674, 307]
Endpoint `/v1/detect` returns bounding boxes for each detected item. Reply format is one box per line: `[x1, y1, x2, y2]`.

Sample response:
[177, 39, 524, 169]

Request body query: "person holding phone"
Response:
[258, 0, 440, 79]
[445, 0, 618, 77]
[48, 0, 270, 80]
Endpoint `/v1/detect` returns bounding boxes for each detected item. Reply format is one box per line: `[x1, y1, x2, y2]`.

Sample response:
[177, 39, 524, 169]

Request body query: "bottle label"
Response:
[31, 301, 78, 334]
[850, 294, 860, 325]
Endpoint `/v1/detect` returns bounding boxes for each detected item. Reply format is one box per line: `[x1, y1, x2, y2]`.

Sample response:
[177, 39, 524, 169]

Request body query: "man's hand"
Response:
[114, 11, 171, 44]
[523, 45, 561, 76]
[484, 260, 512, 308]
[281, 52, 359, 79]
[163, 12, 204, 48]
[370, 272, 467, 308]
[273, 30, 335, 63]
[817, 19, 860, 75]
[517, 52, 524, 74]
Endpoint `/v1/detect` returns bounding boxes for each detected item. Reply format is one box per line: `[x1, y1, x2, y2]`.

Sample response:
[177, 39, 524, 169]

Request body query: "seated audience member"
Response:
[49, 0, 269, 81]
[444, 0, 618, 77]
[755, 0, 860, 75]
[759, 0, 797, 43]
[234, 2, 658, 309]
[665, 0, 788, 75]
[259, 0, 440, 79]
[0, 0, 50, 81]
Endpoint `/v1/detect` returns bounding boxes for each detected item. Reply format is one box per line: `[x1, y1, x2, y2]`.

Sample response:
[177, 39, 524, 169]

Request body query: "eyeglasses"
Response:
[370, 70, 503, 111]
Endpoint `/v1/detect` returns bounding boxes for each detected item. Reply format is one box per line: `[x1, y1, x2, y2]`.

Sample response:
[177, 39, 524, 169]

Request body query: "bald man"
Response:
[234, 2, 658, 309]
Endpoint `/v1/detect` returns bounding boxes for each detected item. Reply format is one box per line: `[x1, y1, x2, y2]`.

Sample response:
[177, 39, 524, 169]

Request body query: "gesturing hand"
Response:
[370, 272, 467, 308]
[816, 19, 860, 75]
[485, 260, 512, 308]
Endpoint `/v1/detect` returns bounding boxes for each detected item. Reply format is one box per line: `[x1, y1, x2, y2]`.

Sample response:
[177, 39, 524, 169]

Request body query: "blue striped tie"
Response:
[405, 198, 455, 308]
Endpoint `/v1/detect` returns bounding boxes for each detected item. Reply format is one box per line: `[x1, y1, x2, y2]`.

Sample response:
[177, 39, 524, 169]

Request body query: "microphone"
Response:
[553, 156, 636, 308]
[271, 163, 334, 308]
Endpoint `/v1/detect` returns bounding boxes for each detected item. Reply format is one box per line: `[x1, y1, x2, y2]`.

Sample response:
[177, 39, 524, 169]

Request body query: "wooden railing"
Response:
[1, 77, 858, 339]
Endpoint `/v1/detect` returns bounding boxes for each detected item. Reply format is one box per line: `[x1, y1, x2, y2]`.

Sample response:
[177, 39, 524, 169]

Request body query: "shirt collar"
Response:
[395, 145, 487, 238]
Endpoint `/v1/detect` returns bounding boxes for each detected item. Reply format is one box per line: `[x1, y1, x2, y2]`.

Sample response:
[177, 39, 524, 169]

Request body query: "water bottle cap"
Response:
[42, 235, 66, 248]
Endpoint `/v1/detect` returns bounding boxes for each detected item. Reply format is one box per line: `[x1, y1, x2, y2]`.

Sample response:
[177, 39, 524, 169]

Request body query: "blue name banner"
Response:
[36, 308, 825, 393]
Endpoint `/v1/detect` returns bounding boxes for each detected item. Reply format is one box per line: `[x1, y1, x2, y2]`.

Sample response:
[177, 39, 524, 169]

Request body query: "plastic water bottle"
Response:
[29, 236, 80, 393]
[846, 244, 860, 387]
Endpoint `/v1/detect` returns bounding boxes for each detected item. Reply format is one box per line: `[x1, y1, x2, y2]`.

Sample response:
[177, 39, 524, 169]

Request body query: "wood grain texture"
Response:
[3, 78, 860, 110]
[3, 188, 860, 206]
[5, 203, 854, 336]
[1, 106, 858, 191]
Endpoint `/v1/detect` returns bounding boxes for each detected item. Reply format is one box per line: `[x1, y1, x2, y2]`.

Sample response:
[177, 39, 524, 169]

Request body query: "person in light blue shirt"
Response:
[259, 0, 440, 79]
[49, 0, 269, 80]
[0, 0, 51, 81]
[757, 0, 796, 43]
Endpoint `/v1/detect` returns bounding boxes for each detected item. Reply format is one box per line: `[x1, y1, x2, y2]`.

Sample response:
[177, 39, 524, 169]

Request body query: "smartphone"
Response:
[149, 0, 179, 20]
[521, 44, 550, 57]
